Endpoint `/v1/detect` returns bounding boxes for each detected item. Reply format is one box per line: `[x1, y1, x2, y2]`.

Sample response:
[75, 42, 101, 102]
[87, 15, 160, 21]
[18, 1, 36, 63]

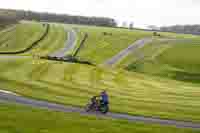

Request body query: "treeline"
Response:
[0, 9, 18, 28]
[160, 25, 200, 35]
[0, 9, 117, 27]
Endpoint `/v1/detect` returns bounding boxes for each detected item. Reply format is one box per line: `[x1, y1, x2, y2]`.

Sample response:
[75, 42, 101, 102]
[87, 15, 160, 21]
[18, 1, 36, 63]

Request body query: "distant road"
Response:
[104, 38, 153, 66]
[0, 91, 200, 130]
[50, 29, 77, 58]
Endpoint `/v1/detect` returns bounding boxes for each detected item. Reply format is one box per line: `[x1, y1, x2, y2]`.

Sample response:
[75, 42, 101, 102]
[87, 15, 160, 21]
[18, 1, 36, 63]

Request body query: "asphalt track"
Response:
[50, 29, 77, 58]
[104, 38, 153, 66]
[0, 91, 200, 130]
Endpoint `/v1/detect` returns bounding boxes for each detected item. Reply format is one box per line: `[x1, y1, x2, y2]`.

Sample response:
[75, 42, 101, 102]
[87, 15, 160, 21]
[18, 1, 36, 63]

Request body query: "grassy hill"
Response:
[0, 22, 46, 52]
[0, 57, 200, 122]
[120, 38, 200, 83]
[0, 22, 66, 56]
[0, 21, 200, 132]
[68, 24, 198, 65]
[23, 23, 66, 56]
[69, 24, 153, 64]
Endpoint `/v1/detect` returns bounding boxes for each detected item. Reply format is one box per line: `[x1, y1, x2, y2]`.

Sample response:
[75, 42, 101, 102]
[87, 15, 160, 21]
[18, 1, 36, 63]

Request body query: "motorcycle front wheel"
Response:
[85, 104, 91, 112]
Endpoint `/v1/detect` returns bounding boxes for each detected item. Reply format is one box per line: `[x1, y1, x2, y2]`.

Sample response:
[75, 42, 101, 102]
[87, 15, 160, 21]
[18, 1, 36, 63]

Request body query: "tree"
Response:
[0, 9, 117, 27]
[160, 25, 200, 35]
[129, 22, 134, 29]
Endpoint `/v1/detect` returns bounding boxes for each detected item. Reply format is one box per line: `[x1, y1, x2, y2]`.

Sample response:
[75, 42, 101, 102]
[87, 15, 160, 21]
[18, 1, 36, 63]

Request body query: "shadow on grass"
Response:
[126, 62, 200, 84]
[167, 70, 200, 84]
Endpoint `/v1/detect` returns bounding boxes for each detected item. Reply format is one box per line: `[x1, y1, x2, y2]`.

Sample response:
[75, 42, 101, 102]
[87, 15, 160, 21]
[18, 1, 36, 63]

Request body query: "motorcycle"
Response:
[85, 96, 109, 114]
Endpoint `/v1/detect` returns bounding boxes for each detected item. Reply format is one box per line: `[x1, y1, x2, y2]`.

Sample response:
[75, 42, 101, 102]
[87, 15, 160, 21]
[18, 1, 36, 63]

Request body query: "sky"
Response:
[1, 0, 200, 28]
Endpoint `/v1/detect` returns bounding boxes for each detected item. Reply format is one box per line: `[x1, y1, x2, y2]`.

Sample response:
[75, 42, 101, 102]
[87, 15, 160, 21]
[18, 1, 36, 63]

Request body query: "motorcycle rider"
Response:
[100, 90, 109, 106]
[85, 90, 109, 113]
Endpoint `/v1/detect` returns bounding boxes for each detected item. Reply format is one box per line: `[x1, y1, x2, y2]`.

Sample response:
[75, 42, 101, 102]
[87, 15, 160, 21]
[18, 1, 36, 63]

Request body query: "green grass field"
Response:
[0, 102, 198, 133]
[66, 24, 198, 64]
[68, 24, 153, 64]
[0, 57, 200, 122]
[121, 39, 200, 83]
[24, 23, 66, 56]
[0, 22, 46, 52]
[0, 21, 200, 131]
[0, 22, 66, 56]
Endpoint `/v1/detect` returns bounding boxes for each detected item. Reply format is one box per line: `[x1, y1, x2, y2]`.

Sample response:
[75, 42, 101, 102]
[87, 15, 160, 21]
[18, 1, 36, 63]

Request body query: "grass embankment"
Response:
[0, 102, 198, 133]
[120, 39, 200, 83]
[0, 22, 46, 52]
[68, 24, 153, 64]
[0, 58, 200, 122]
[0, 22, 66, 56]
[0, 26, 15, 48]
[24, 24, 66, 56]
[69, 28, 85, 56]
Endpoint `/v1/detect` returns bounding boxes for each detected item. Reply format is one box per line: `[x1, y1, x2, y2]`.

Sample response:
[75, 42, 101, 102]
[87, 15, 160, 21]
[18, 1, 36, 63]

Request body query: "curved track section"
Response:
[0, 91, 200, 130]
[50, 29, 77, 58]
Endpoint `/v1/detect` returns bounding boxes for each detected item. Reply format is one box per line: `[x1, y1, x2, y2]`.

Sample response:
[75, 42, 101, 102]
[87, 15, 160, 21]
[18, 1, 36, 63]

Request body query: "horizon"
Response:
[1, 0, 200, 28]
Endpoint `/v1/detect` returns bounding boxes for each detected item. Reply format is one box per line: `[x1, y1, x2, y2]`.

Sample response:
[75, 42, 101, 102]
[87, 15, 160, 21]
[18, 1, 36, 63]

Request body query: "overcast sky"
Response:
[1, 0, 200, 28]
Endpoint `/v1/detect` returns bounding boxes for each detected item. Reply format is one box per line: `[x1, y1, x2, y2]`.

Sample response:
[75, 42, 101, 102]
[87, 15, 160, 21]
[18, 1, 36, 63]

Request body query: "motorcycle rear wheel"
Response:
[100, 105, 109, 114]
